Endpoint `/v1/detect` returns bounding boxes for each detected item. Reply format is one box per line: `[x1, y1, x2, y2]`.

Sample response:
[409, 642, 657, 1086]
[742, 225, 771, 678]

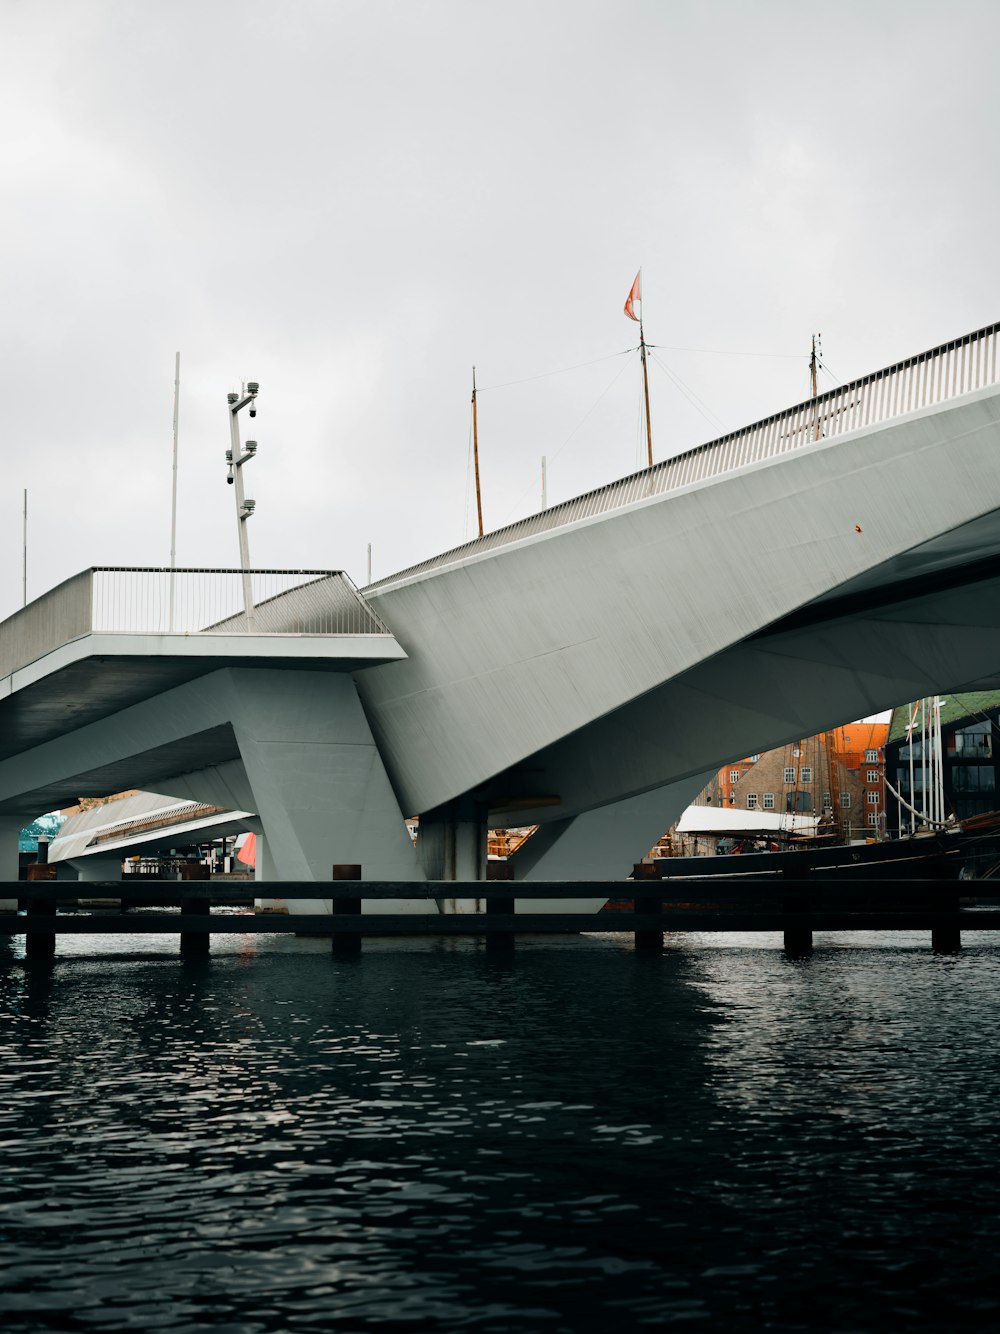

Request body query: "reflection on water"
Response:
[2, 930, 1000, 1330]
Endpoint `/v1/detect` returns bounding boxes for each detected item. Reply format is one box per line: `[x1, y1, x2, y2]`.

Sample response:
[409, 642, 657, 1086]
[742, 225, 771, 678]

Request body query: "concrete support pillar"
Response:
[222, 670, 425, 915]
[417, 798, 487, 912]
[254, 832, 280, 883]
[70, 854, 124, 883]
[0, 815, 22, 912]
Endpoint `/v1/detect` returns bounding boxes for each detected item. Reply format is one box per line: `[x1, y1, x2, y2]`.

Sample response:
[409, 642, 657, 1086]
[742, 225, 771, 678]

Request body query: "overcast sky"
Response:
[2, 0, 999, 620]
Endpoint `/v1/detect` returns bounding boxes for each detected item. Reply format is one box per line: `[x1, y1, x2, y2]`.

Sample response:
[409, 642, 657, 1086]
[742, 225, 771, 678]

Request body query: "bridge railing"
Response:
[367, 320, 1000, 592]
[90, 568, 391, 635]
[0, 569, 391, 680]
[0, 570, 93, 680]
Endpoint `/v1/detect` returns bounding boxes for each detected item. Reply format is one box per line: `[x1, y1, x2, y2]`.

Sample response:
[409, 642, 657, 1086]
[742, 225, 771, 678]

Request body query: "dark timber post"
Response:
[931, 860, 962, 952]
[632, 862, 663, 953]
[782, 865, 813, 957]
[486, 859, 515, 953]
[179, 862, 211, 956]
[25, 845, 57, 960]
[332, 864, 362, 957]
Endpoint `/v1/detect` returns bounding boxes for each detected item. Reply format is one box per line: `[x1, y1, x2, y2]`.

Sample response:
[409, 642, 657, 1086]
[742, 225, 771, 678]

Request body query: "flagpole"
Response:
[471, 366, 484, 538]
[639, 316, 653, 468]
[638, 268, 653, 467]
[625, 268, 653, 468]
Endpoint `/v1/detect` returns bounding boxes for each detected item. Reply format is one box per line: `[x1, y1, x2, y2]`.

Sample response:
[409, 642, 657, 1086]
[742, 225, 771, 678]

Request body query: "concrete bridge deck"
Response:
[2, 322, 1000, 893]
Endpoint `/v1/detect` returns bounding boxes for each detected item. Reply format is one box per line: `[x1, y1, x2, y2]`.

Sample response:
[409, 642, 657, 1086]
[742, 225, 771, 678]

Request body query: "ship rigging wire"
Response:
[479, 344, 807, 393]
[648, 350, 728, 432]
[493, 353, 636, 527]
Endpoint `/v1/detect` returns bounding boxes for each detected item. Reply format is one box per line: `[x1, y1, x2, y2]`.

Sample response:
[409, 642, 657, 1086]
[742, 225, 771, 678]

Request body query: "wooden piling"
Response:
[782, 865, 812, 957]
[179, 864, 211, 955]
[632, 863, 663, 953]
[24, 861, 57, 959]
[486, 860, 515, 953]
[331, 864, 362, 956]
[931, 886, 962, 952]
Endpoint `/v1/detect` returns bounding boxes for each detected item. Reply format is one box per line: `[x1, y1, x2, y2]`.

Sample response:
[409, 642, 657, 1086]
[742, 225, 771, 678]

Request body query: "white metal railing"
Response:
[0, 569, 392, 682]
[91, 568, 391, 635]
[366, 320, 1000, 592]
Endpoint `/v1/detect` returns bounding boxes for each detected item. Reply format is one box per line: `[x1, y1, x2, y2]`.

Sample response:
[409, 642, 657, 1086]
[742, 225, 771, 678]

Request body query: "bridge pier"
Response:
[72, 854, 125, 883]
[418, 798, 487, 913]
[0, 816, 22, 913]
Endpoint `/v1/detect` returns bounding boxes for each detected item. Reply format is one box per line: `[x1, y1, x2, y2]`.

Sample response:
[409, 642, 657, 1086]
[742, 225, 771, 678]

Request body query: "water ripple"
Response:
[2, 935, 1000, 1329]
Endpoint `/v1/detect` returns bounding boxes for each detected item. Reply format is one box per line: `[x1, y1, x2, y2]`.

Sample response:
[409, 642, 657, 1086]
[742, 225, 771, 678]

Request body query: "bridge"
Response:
[2, 322, 999, 906]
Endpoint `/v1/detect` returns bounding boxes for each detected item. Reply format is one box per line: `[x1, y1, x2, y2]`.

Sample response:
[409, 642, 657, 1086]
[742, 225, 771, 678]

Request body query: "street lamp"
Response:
[226, 382, 259, 629]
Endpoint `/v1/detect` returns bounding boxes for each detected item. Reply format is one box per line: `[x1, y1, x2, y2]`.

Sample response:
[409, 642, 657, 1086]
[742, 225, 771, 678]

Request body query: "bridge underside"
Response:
[0, 536, 997, 886]
[491, 548, 1000, 878]
[2, 386, 1000, 885]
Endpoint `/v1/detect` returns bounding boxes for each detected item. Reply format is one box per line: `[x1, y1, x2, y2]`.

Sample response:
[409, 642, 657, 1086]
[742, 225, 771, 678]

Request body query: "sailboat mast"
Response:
[471, 366, 484, 538]
[623, 269, 653, 467]
[640, 321, 653, 468]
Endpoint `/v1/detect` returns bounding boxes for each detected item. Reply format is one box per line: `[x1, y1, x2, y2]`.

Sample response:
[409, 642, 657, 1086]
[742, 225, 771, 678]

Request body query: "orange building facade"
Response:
[704, 720, 890, 840]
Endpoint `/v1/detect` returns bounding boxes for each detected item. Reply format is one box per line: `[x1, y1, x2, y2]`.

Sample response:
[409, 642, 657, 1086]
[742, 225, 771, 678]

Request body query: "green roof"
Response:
[887, 691, 1000, 744]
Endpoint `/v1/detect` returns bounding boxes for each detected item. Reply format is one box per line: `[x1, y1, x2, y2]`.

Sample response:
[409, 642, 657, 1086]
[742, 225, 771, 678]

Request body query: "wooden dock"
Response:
[3, 875, 998, 958]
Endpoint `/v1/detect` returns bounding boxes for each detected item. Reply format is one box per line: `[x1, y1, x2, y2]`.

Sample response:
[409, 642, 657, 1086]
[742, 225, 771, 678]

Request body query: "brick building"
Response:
[697, 721, 889, 842]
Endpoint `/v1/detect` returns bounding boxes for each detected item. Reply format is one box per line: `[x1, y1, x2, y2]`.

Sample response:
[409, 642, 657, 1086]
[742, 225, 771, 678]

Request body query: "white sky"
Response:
[2, 0, 999, 620]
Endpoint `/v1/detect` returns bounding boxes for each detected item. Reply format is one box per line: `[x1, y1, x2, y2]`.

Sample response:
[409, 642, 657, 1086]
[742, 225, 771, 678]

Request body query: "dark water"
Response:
[3, 928, 1000, 1332]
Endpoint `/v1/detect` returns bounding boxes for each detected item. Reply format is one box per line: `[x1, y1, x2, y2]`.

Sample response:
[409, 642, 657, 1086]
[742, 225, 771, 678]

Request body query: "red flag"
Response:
[236, 831, 256, 868]
[624, 270, 641, 322]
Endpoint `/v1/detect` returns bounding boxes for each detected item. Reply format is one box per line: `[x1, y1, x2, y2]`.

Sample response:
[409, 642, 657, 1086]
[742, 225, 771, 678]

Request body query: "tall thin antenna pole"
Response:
[170, 352, 180, 565]
[471, 366, 484, 538]
[22, 488, 27, 607]
[169, 351, 180, 630]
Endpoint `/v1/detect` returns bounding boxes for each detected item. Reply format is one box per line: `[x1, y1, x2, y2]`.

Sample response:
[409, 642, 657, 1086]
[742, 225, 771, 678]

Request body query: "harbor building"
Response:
[647, 722, 888, 857]
[884, 693, 1000, 837]
[704, 723, 888, 836]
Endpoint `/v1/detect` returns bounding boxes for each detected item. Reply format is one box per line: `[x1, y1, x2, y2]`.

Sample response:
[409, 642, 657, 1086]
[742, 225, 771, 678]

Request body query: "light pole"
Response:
[226, 380, 259, 629]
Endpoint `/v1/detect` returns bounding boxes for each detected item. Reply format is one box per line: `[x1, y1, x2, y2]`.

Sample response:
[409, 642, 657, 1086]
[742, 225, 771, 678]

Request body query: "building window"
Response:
[951, 765, 997, 793]
[763, 792, 775, 810]
[800, 766, 812, 784]
[822, 791, 831, 808]
[746, 792, 758, 809]
[841, 792, 852, 808]
[729, 769, 740, 784]
[867, 811, 880, 827]
[783, 767, 795, 784]
[864, 748, 879, 763]
[867, 791, 879, 805]
[948, 723, 992, 760]
[749, 754, 760, 763]
[867, 769, 880, 784]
